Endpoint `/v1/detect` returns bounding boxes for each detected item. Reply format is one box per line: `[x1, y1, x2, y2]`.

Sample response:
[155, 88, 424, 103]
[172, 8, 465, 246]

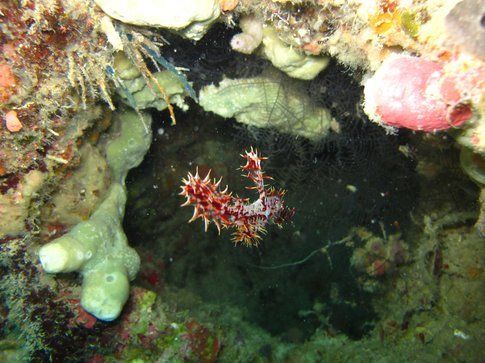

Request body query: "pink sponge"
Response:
[364, 55, 473, 132]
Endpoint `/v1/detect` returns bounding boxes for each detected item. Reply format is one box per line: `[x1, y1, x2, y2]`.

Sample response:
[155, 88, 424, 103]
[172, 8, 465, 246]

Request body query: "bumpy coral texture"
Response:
[180, 148, 294, 246]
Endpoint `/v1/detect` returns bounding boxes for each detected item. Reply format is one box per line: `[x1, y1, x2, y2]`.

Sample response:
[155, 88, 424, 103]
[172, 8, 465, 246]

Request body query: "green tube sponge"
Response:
[105, 111, 152, 183]
[79, 184, 140, 320]
[81, 259, 131, 322]
[39, 110, 152, 321]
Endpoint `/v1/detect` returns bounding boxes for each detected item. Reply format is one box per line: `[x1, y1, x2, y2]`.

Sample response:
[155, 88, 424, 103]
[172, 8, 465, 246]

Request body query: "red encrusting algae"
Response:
[180, 147, 295, 246]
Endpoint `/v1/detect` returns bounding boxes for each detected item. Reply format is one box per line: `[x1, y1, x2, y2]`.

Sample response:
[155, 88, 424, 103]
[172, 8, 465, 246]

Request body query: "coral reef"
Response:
[121, 96, 483, 362]
[230, 0, 484, 138]
[0, 236, 109, 360]
[98, 287, 221, 362]
[231, 15, 329, 80]
[0, 0, 484, 361]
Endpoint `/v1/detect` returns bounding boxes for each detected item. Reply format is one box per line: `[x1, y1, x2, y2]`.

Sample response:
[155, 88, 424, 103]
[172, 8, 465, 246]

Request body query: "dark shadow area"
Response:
[123, 23, 422, 343]
[123, 103, 420, 342]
